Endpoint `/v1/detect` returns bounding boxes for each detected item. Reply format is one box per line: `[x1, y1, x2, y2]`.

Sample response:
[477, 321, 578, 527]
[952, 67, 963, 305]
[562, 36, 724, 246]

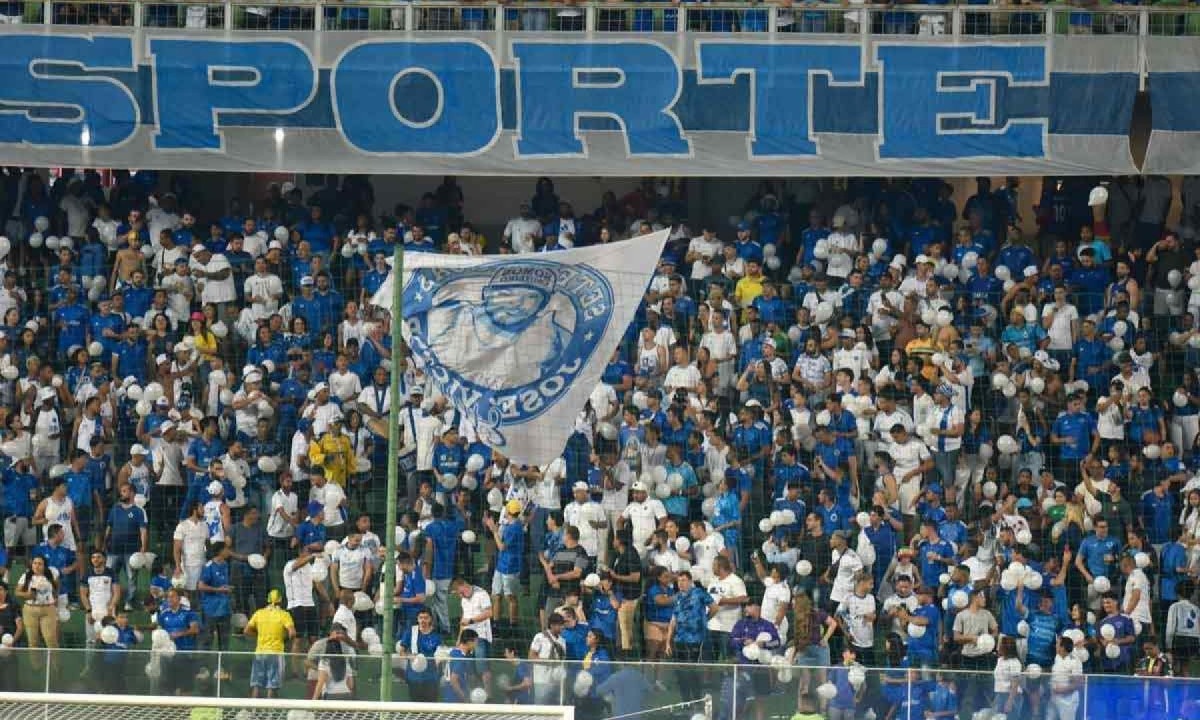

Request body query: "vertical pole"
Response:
[380, 244, 404, 701]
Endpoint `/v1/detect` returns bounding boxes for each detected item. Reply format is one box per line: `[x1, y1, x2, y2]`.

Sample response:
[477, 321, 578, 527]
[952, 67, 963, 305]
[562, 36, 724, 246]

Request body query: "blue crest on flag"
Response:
[403, 259, 615, 446]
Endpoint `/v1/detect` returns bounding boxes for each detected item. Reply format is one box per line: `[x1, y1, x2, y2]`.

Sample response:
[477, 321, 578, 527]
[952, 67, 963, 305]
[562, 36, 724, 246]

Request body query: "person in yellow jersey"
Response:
[244, 589, 296, 698]
[308, 412, 353, 487]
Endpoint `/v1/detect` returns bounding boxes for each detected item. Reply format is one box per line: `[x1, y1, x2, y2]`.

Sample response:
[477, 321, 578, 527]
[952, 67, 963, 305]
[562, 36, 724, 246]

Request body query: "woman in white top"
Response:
[337, 303, 366, 350]
[313, 634, 356, 700]
[992, 636, 1024, 718]
[15, 556, 61, 652]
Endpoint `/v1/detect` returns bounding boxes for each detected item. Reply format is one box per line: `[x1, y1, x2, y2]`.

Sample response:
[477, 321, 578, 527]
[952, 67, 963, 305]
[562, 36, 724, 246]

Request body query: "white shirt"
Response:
[761, 580, 792, 639]
[1124, 568, 1153, 624]
[1051, 653, 1083, 692]
[691, 532, 726, 578]
[830, 548, 864, 603]
[930, 404, 965, 453]
[883, 592, 919, 637]
[663, 364, 702, 396]
[1043, 302, 1079, 350]
[994, 656, 1024, 694]
[311, 482, 346, 528]
[283, 559, 315, 608]
[60, 195, 91, 238]
[504, 217, 542, 253]
[688, 236, 722, 280]
[892, 439, 931, 514]
[459, 586, 493, 642]
[328, 370, 362, 404]
[588, 384, 618, 422]
[530, 631, 566, 685]
[706, 572, 747, 633]
[700, 331, 737, 364]
[836, 592, 876, 648]
[194, 253, 236, 304]
[563, 500, 606, 558]
[173, 517, 209, 567]
[333, 604, 358, 643]
[333, 544, 372, 590]
[621, 499, 667, 550]
[244, 273, 283, 316]
[268, 489, 298, 539]
[832, 345, 872, 381]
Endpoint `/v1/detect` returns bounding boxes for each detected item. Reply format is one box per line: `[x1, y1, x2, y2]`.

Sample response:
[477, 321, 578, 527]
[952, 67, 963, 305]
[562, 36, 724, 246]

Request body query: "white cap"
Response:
[158, 421, 175, 433]
[130, 444, 148, 456]
[245, 372, 263, 384]
[155, 396, 169, 406]
[268, 241, 282, 250]
[572, 481, 590, 492]
[312, 382, 328, 394]
[300, 276, 315, 286]
[631, 481, 648, 493]
[191, 244, 208, 254]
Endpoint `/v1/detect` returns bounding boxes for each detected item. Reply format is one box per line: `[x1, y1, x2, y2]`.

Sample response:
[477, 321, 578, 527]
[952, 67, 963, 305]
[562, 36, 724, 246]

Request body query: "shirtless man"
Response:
[111, 232, 146, 290]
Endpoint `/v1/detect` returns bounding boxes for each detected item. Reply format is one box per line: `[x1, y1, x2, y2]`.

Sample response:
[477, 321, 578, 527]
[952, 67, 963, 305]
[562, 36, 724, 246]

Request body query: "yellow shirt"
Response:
[308, 432, 353, 487]
[735, 275, 765, 313]
[245, 605, 294, 654]
[191, 331, 219, 362]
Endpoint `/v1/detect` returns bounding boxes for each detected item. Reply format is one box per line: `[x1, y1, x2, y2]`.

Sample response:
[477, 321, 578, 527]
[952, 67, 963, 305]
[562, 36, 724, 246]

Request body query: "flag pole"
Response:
[380, 242, 403, 701]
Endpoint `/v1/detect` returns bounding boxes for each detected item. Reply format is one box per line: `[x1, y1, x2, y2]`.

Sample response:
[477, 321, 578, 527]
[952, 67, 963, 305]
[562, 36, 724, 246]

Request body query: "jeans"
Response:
[428, 577, 451, 634]
[107, 551, 136, 605]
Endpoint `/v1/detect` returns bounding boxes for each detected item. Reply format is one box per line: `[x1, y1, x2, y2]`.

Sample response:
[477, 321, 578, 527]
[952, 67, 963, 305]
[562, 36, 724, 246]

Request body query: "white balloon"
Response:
[410, 654, 428, 672]
[461, 530, 477, 544]
[983, 481, 998, 499]
[1100, 623, 1116, 640]
[1017, 620, 1030, 637]
[975, 633, 995, 653]
[247, 553, 267, 570]
[796, 560, 813, 577]
[1143, 444, 1162, 459]
[907, 622, 926, 638]
[1168, 269, 1183, 288]
[1025, 663, 1042, 680]
[1135, 552, 1151, 569]
[466, 454, 485, 473]
[951, 590, 969, 609]
[817, 682, 838, 701]
[1092, 576, 1111, 593]
[1104, 643, 1120, 659]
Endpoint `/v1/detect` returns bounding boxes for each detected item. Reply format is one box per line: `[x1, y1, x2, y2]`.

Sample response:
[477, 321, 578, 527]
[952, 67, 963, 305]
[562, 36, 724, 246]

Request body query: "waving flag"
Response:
[372, 231, 668, 465]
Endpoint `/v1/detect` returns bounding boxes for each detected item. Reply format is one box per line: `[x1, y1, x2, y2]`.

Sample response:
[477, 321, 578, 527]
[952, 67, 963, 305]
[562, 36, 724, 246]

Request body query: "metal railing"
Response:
[12, 1, 1200, 36]
[4, 645, 1199, 714]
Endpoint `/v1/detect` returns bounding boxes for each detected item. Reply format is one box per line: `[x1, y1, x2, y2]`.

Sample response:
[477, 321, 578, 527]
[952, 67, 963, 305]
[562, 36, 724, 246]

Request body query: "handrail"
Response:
[19, 2, 1197, 44]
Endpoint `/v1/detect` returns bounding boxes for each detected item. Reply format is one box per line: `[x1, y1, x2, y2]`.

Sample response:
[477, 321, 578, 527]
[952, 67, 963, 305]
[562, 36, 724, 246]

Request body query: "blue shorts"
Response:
[249, 654, 283, 689]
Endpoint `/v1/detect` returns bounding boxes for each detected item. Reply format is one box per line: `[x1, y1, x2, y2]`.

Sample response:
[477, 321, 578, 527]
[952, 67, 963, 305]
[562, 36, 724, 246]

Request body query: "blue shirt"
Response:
[157, 606, 201, 651]
[440, 647, 471, 702]
[1078, 533, 1121, 579]
[1052, 411, 1097, 461]
[1098, 614, 1135, 670]
[644, 584, 675, 624]
[106, 502, 147, 554]
[3, 469, 36, 518]
[403, 629, 441, 682]
[908, 602, 941, 661]
[590, 592, 618, 644]
[199, 560, 232, 617]
[671, 586, 713, 645]
[1140, 490, 1174, 545]
[562, 621, 590, 661]
[497, 521, 524, 575]
[65, 470, 95, 514]
[425, 517, 463, 580]
[1160, 541, 1188, 601]
[917, 539, 955, 587]
[1026, 610, 1062, 665]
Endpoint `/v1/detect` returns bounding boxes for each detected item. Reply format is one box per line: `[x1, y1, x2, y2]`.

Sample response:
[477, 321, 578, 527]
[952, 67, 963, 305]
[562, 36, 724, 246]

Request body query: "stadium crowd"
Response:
[0, 171, 1195, 718]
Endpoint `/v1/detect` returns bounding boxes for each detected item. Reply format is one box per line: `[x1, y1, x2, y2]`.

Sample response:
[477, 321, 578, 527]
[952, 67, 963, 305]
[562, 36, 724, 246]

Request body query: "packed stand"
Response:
[0, 171, 1196, 717]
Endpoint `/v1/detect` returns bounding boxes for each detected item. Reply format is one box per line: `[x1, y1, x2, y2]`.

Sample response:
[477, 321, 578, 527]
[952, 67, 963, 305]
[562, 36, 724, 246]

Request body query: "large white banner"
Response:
[373, 232, 667, 465]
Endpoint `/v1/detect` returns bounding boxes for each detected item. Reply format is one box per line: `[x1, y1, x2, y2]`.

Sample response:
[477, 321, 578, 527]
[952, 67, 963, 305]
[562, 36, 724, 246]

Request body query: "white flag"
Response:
[371, 231, 668, 466]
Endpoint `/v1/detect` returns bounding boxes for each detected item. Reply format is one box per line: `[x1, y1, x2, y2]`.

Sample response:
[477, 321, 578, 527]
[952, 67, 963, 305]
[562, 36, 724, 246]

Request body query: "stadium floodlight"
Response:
[0, 691, 575, 720]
